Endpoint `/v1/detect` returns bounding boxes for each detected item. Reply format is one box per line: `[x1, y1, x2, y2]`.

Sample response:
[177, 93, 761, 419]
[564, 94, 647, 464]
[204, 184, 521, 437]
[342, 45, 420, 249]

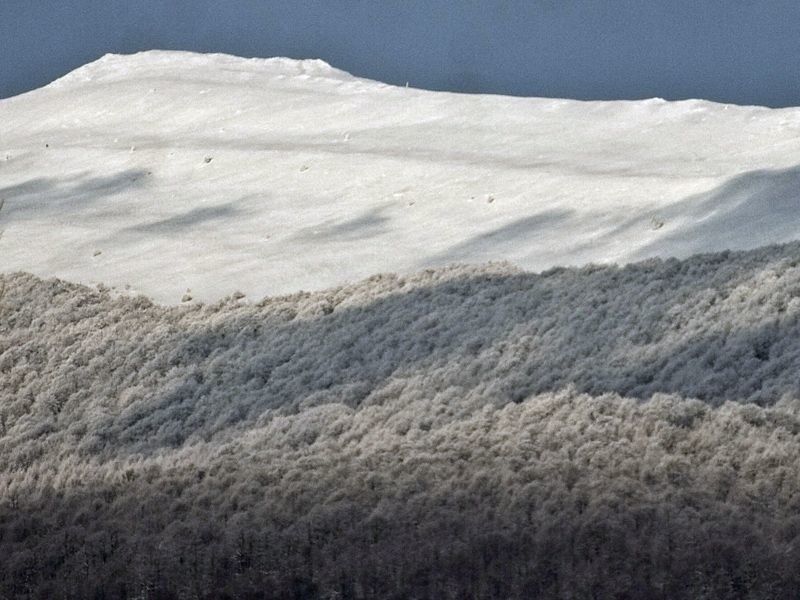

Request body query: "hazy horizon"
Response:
[3, 1, 800, 107]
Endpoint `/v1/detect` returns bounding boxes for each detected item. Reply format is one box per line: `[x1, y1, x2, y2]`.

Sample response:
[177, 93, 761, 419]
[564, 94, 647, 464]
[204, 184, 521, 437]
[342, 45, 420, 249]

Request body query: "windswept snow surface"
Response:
[2, 51, 800, 303]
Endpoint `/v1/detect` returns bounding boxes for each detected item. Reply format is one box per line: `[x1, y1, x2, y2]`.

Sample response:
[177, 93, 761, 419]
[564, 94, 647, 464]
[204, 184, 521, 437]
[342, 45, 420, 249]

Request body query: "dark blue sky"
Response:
[2, 1, 800, 106]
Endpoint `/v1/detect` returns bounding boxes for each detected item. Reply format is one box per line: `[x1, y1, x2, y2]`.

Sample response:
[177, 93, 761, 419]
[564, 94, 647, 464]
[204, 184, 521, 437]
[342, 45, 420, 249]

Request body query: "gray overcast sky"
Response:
[2, 1, 800, 106]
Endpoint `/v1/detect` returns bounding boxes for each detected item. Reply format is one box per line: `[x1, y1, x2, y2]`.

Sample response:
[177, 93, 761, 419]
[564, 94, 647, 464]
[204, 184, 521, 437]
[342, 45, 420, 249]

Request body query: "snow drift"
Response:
[2, 241, 800, 597]
[2, 51, 800, 303]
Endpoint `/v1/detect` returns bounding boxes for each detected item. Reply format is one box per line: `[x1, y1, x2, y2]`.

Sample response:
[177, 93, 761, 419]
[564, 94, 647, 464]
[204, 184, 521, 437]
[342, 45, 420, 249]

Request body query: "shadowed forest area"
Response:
[2, 242, 800, 598]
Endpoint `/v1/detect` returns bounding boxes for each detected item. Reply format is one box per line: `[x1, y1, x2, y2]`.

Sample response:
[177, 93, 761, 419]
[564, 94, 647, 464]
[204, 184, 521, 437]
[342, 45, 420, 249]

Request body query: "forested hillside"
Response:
[2, 242, 800, 598]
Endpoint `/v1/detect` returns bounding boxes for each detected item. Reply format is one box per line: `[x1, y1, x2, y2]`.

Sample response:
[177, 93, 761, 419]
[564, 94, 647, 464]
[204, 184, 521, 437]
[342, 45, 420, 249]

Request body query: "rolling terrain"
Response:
[2, 52, 800, 598]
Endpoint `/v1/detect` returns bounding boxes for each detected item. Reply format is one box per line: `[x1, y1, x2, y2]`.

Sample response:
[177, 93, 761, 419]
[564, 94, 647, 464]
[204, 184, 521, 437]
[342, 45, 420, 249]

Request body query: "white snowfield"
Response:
[2, 50, 800, 303]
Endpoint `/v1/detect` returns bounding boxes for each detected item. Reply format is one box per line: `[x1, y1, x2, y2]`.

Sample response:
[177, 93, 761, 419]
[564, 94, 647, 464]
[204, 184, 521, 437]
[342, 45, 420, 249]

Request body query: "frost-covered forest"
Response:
[4, 49, 800, 599]
[2, 241, 800, 598]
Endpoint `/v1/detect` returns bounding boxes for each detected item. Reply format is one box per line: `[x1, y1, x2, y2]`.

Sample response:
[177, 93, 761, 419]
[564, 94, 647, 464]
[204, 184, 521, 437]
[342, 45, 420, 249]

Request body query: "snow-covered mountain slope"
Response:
[2, 50, 800, 303]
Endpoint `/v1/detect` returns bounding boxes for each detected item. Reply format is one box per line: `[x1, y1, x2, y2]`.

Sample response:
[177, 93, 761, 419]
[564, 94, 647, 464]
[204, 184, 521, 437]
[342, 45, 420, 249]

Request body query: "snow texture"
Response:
[2, 51, 800, 303]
